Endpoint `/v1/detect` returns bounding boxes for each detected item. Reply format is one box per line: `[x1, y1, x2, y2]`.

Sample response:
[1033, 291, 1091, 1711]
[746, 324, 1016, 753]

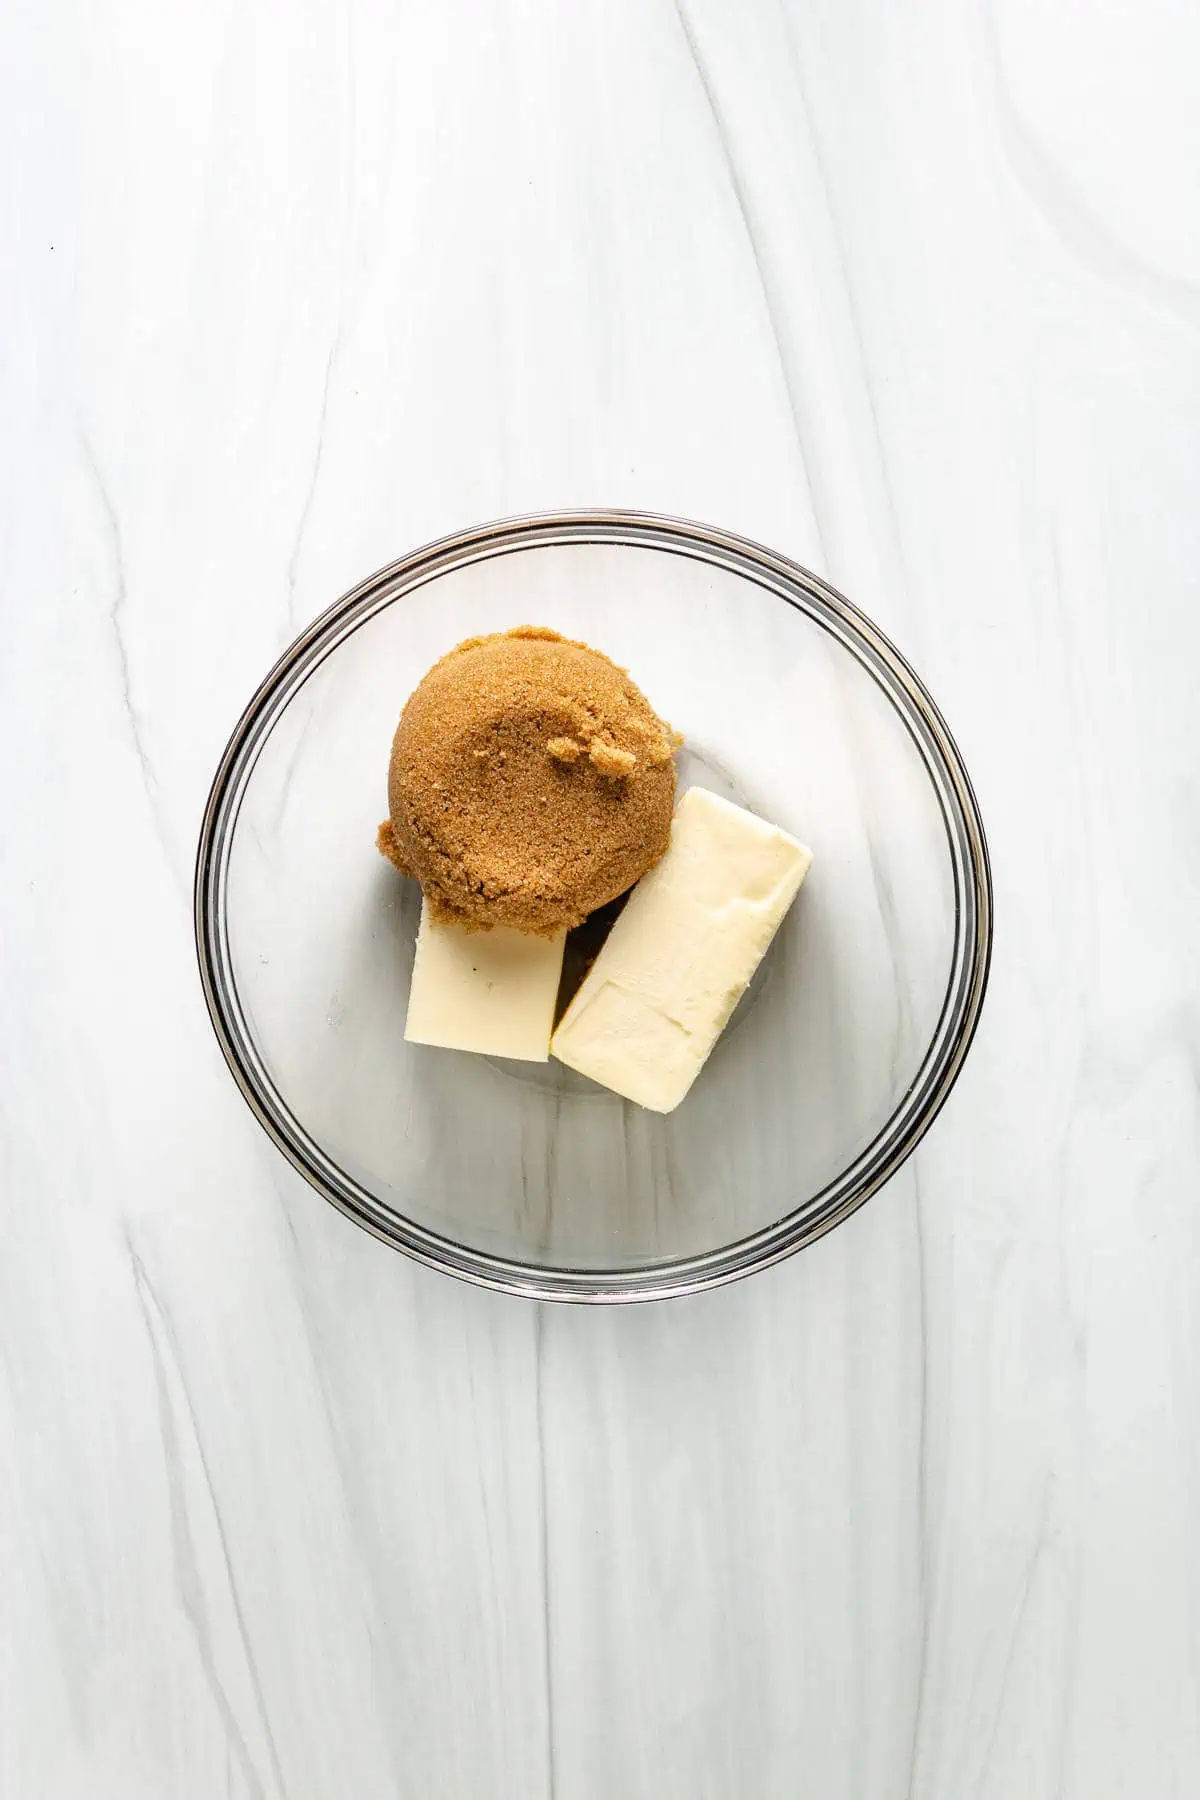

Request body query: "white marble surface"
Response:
[4, 1, 1200, 1794]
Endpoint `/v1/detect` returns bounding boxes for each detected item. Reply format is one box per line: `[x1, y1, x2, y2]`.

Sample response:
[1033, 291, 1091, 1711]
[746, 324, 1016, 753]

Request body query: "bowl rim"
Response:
[195, 508, 993, 1303]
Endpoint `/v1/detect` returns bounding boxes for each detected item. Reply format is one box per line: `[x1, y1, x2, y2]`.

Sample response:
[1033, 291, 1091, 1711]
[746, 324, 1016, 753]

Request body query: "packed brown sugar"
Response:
[378, 627, 681, 934]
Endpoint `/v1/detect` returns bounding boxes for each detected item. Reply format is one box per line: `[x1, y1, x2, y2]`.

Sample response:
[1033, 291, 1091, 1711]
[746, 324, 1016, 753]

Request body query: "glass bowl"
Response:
[195, 512, 992, 1302]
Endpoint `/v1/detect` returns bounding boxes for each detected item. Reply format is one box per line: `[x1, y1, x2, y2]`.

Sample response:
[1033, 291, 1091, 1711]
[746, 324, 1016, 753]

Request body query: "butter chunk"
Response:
[551, 788, 812, 1110]
[405, 901, 565, 1062]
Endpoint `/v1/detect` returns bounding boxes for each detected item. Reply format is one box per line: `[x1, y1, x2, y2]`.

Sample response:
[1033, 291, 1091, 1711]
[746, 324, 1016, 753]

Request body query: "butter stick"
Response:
[551, 788, 811, 1111]
[405, 901, 566, 1062]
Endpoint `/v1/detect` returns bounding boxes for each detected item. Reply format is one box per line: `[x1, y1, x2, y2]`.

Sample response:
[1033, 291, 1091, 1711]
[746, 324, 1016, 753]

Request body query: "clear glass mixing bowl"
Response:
[195, 512, 991, 1301]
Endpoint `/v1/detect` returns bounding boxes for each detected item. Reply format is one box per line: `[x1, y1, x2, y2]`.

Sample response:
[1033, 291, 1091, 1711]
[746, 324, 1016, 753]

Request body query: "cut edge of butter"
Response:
[550, 787, 811, 1110]
[405, 900, 566, 1062]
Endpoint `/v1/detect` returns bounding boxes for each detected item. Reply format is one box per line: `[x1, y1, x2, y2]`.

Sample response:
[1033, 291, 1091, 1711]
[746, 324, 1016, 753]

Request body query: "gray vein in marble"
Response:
[282, 0, 366, 645]
[284, 331, 341, 637]
[975, 1498, 1053, 1794]
[79, 432, 157, 802]
[671, 0, 828, 568]
[272, 700, 322, 834]
[904, 1164, 932, 1800]
[126, 1231, 288, 1800]
[271, 1196, 412, 1792]
[77, 429, 192, 895]
[868, 833, 912, 1092]
[275, 1200, 364, 1521]
[980, 0, 1200, 337]
[775, 0, 914, 603]
[533, 1304, 558, 1800]
[827, 660, 915, 1094]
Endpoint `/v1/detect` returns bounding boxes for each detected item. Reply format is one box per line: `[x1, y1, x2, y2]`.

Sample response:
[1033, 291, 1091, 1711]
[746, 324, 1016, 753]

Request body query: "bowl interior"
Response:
[206, 524, 981, 1295]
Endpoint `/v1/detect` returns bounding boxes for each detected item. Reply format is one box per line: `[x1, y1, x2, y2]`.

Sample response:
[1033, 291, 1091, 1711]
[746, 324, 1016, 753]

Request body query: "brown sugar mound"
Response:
[377, 626, 681, 934]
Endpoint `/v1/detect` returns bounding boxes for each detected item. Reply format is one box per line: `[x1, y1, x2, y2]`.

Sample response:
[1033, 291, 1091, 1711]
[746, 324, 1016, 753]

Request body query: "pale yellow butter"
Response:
[405, 902, 565, 1062]
[551, 788, 812, 1110]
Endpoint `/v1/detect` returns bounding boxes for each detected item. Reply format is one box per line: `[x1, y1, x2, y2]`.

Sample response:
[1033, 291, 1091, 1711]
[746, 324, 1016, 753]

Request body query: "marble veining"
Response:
[3, 1, 1200, 1796]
